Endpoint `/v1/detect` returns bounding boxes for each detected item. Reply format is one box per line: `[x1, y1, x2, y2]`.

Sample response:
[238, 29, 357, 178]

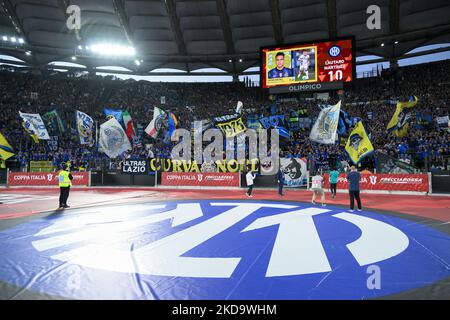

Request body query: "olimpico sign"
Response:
[0, 200, 449, 299]
[269, 81, 343, 94]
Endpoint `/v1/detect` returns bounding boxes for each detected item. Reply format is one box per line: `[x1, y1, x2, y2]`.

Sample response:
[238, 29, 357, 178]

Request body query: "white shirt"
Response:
[311, 175, 323, 189]
[246, 172, 256, 186]
[298, 54, 310, 65]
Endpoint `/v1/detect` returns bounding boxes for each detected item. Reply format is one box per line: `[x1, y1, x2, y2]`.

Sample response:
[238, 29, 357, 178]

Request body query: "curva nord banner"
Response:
[323, 173, 429, 192]
[149, 158, 259, 173]
[161, 172, 240, 187]
[8, 172, 89, 187]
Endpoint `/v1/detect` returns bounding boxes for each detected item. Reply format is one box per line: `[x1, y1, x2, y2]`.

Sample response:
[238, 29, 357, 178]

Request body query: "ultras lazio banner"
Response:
[121, 159, 149, 175]
[213, 114, 247, 137]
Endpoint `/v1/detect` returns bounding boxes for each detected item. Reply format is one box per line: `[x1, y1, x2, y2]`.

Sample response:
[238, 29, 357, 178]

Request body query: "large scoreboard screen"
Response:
[261, 38, 354, 90]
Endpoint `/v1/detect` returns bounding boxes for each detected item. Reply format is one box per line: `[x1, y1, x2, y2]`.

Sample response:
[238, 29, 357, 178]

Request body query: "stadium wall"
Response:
[431, 171, 450, 194]
[5, 170, 450, 195]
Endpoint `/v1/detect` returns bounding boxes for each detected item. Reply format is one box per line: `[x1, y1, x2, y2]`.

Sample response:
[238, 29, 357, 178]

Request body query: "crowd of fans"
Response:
[0, 58, 449, 172]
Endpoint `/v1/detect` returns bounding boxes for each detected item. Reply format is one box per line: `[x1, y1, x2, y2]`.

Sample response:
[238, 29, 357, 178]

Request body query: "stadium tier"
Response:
[0, 59, 449, 173]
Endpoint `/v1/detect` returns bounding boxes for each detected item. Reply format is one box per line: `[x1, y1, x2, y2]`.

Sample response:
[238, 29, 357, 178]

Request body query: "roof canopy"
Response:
[0, 0, 449, 74]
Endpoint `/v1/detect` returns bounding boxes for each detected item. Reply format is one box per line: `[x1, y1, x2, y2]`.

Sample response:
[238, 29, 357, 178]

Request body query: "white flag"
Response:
[75, 110, 94, 145]
[145, 107, 165, 138]
[309, 100, 341, 144]
[19, 112, 50, 140]
[99, 118, 131, 158]
[236, 101, 243, 114]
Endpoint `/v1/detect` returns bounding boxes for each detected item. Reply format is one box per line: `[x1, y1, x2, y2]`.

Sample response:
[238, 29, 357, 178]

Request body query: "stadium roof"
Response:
[0, 0, 449, 76]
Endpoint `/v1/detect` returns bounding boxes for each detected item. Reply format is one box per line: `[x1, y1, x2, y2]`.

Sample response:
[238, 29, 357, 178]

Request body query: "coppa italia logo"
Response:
[0, 200, 449, 300]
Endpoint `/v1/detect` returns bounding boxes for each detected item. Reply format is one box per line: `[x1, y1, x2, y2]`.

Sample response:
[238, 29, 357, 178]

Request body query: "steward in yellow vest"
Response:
[58, 163, 73, 209]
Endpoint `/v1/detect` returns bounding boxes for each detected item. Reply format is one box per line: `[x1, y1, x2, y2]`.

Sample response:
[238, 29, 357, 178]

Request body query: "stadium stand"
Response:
[1, 59, 448, 173]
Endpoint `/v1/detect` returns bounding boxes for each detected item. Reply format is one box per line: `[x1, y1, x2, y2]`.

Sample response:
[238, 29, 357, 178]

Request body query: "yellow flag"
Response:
[0, 131, 14, 160]
[22, 121, 39, 143]
[387, 95, 418, 137]
[345, 121, 374, 164]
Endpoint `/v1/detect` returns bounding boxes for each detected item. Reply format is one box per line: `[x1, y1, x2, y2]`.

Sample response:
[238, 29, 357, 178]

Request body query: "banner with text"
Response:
[8, 172, 89, 187]
[149, 158, 259, 173]
[121, 159, 149, 175]
[214, 114, 247, 137]
[322, 173, 428, 192]
[29, 161, 54, 172]
[161, 172, 240, 187]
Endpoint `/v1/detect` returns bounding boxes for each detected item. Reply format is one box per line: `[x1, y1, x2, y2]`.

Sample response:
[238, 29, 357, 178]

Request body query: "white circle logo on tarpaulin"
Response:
[0, 200, 449, 299]
[28, 201, 411, 277]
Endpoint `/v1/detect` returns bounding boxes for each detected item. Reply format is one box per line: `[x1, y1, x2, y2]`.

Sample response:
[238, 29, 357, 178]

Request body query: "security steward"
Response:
[58, 163, 73, 209]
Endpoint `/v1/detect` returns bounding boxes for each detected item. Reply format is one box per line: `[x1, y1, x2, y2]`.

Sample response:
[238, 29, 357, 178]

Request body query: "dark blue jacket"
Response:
[347, 171, 361, 191]
[277, 169, 285, 184]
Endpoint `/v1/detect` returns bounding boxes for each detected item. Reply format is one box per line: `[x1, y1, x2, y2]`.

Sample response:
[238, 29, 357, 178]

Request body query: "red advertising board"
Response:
[323, 173, 429, 192]
[8, 172, 89, 187]
[161, 172, 240, 187]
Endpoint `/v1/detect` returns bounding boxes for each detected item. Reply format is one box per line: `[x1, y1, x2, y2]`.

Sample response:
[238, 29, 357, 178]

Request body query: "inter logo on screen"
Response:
[329, 46, 341, 57]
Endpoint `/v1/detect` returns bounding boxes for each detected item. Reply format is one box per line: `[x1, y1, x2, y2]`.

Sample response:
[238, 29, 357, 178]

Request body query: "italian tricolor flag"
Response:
[145, 107, 164, 138]
[122, 110, 136, 141]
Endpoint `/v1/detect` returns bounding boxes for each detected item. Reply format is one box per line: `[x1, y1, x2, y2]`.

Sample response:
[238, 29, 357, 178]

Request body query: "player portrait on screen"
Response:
[262, 39, 351, 88]
[294, 48, 316, 81]
[267, 52, 293, 79]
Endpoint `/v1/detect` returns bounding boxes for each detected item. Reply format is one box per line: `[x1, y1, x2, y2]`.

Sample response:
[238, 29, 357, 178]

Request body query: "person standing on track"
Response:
[58, 163, 73, 209]
[347, 165, 362, 212]
[277, 167, 285, 196]
[311, 172, 326, 207]
[329, 167, 339, 199]
[246, 169, 256, 198]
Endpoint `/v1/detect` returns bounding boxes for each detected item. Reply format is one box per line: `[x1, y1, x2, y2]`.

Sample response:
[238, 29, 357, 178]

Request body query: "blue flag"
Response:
[275, 126, 290, 139]
[104, 108, 124, 126]
[338, 109, 353, 135]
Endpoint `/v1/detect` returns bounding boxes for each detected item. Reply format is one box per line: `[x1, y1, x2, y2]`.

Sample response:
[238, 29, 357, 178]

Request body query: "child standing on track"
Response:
[311, 172, 326, 207]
